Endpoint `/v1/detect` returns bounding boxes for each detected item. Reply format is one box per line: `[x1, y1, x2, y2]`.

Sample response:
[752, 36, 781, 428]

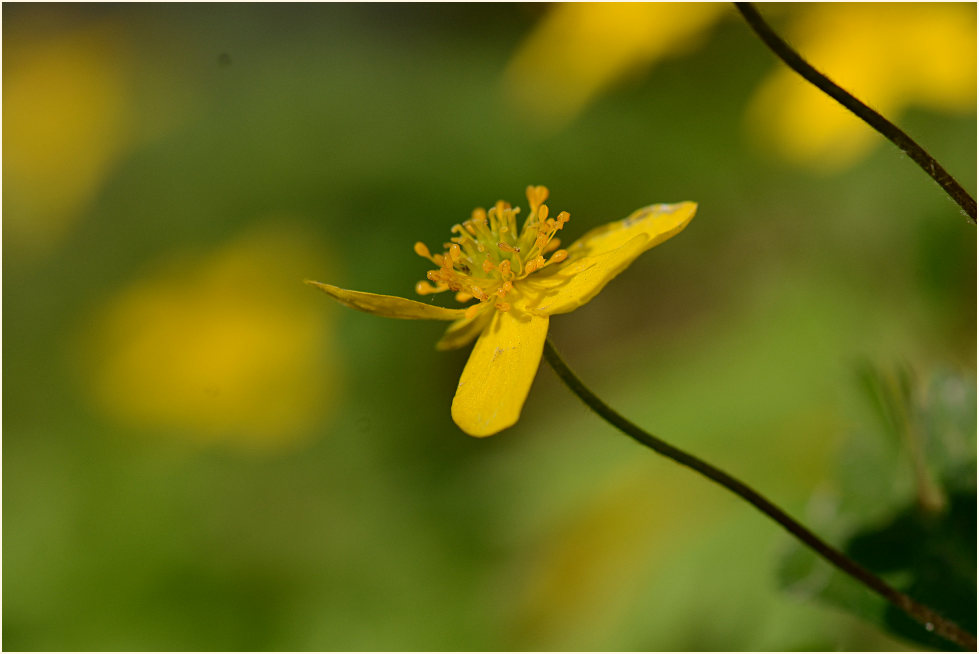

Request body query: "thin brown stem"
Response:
[543, 337, 976, 650]
[735, 2, 976, 223]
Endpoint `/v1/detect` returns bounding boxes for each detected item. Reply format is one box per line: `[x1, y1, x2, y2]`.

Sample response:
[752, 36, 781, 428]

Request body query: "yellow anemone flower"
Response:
[308, 186, 695, 437]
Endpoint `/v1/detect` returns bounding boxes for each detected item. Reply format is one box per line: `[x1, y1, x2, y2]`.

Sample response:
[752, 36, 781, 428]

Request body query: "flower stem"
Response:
[734, 2, 977, 223]
[542, 337, 977, 650]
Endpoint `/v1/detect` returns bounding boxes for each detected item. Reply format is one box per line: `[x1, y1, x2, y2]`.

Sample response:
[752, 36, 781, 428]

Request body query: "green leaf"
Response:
[777, 364, 977, 650]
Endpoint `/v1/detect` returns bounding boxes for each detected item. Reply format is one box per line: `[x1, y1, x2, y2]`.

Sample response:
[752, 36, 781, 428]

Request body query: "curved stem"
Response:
[542, 337, 977, 650]
[734, 2, 977, 223]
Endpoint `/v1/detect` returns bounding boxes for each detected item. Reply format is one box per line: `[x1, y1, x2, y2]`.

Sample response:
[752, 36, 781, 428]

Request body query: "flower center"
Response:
[414, 185, 570, 319]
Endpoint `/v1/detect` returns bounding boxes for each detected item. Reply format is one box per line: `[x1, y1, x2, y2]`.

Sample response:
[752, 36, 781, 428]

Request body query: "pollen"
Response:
[413, 185, 572, 316]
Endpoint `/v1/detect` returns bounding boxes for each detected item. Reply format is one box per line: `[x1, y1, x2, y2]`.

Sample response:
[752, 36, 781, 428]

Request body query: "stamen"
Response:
[414, 187, 570, 316]
[415, 281, 446, 295]
[525, 185, 549, 212]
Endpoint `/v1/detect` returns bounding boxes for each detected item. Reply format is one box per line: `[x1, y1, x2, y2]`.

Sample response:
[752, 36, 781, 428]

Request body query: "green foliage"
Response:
[778, 365, 977, 650]
[3, 4, 974, 650]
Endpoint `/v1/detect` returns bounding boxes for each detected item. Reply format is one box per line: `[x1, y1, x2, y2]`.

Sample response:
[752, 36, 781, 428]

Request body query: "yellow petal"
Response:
[567, 201, 697, 262]
[451, 308, 549, 437]
[503, 3, 726, 129]
[306, 280, 466, 321]
[523, 234, 649, 316]
[436, 309, 493, 351]
[523, 202, 697, 316]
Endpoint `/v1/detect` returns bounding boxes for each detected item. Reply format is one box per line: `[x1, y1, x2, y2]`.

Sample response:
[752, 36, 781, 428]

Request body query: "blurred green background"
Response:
[3, 3, 975, 651]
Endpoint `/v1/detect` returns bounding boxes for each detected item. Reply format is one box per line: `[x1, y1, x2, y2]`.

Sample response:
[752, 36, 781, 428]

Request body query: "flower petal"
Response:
[451, 308, 549, 437]
[306, 281, 467, 321]
[567, 201, 697, 262]
[522, 234, 650, 315]
[436, 309, 494, 351]
[523, 202, 697, 316]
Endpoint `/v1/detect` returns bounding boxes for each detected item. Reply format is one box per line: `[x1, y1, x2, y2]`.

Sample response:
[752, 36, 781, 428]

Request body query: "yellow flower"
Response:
[84, 224, 339, 451]
[308, 186, 695, 437]
[503, 3, 727, 129]
[4, 22, 135, 255]
[746, 3, 977, 170]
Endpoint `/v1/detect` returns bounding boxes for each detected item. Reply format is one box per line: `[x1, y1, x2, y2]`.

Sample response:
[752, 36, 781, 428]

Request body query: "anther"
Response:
[449, 244, 462, 262]
[538, 204, 549, 221]
[455, 291, 473, 303]
[482, 259, 496, 273]
[549, 250, 568, 264]
[414, 242, 431, 258]
[498, 260, 512, 278]
[495, 302, 511, 312]
[525, 185, 549, 211]
[415, 282, 445, 295]
[471, 286, 488, 301]
[498, 242, 518, 253]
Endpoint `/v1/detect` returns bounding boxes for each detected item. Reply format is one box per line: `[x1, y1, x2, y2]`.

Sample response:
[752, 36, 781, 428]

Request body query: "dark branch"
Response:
[734, 2, 976, 223]
[543, 337, 977, 650]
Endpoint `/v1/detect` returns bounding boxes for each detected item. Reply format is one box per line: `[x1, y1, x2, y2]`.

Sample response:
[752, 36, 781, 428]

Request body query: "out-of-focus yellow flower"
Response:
[308, 186, 695, 437]
[84, 224, 339, 451]
[3, 22, 135, 253]
[747, 3, 977, 171]
[503, 3, 727, 128]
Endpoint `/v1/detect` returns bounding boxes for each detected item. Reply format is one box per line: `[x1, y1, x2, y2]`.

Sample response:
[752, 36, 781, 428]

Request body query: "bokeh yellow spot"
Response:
[83, 224, 339, 451]
[746, 3, 977, 171]
[504, 3, 726, 129]
[4, 21, 135, 254]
